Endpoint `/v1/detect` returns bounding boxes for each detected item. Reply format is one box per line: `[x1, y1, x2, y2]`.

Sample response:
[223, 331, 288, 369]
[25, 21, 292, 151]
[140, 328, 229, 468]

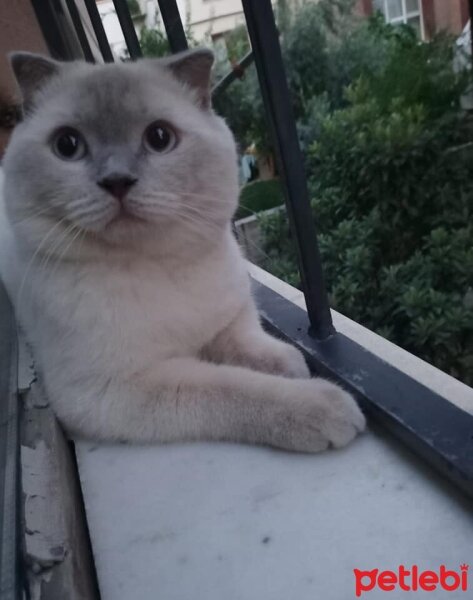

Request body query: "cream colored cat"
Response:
[0, 50, 365, 451]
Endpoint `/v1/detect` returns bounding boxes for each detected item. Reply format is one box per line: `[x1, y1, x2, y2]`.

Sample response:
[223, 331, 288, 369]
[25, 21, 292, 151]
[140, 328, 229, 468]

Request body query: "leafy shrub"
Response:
[236, 179, 285, 220]
[126, 0, 141, 17]
[259, 21, 473, 385]
[139, 26, 169, 58]
[213, 1, 388, 155]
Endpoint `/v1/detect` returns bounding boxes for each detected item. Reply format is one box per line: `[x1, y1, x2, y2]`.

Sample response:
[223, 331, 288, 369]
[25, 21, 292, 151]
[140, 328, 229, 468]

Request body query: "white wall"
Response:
[97, 0, 244, 53]
[97, 0, 157, 57]
[97, 0, 318, 54]
[177, 0, 245, 40]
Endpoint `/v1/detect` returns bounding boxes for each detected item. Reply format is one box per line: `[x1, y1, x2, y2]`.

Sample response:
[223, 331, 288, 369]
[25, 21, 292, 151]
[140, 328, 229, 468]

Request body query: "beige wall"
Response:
[177, 0, 245, 40]
[0, 0, 48, 157]
[180, 0, 318, 41]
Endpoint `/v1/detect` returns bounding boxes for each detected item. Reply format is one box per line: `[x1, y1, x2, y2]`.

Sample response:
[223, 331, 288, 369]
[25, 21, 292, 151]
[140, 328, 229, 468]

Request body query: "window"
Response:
[374, 0, 424, 38]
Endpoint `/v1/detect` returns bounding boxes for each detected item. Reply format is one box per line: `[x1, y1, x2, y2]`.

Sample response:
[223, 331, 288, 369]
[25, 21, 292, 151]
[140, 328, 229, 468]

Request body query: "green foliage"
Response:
[211, 1, 473, 384]
[223, 25, 250, 63]
[139, 26, 169, 58]
[351, 23, 467, 118]
[282, 3, 330, 116]
[236, 179, 285, 220]
[139, 11, 198, 60]
[126, 0, 141, 17]
[212, 25, 269, 154]
[258, 20, 473, 385]
[213, 0, 382, 154]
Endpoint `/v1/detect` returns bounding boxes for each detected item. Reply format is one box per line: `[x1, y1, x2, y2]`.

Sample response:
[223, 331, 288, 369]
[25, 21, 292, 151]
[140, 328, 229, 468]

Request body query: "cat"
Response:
[0, 49, 365, 452]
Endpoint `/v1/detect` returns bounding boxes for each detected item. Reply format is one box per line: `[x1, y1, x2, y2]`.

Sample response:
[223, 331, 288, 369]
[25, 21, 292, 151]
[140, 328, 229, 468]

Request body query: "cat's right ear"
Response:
[9, 52, 61, 110]
[162, 48, 214, 110]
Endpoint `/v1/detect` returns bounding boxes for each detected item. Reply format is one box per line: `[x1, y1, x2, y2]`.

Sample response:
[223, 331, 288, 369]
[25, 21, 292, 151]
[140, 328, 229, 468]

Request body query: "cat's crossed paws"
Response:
[255, 343, 366, 452]
[251, 342, 312, 378]
[267, 378, 366, 452]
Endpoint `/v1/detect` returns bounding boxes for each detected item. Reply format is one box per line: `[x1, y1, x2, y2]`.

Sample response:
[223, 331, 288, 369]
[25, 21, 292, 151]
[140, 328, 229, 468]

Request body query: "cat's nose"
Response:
[98, 175, 137, 201]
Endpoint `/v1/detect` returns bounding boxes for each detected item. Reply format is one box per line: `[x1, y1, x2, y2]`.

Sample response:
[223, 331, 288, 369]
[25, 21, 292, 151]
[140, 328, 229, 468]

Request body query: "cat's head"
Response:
[3, 50, 239, 258]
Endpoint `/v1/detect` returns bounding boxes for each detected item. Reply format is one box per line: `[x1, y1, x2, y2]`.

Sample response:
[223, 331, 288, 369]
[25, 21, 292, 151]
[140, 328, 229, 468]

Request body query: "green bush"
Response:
[213, 1, 385, 155]
[126, 0, 141, 17]
[236, 179, 285, 220]
[139, 27, 169, 58]
[259, 22, 473, 385]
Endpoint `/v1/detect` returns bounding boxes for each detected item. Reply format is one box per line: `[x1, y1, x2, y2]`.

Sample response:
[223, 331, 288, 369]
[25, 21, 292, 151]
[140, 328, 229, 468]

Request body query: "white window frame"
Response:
[380, 0, 425, 39]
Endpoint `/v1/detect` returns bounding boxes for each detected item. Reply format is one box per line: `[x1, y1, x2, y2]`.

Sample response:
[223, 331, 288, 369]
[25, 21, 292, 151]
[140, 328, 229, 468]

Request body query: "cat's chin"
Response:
[104, 211, 147, 230]
[97, 213, 153, 244]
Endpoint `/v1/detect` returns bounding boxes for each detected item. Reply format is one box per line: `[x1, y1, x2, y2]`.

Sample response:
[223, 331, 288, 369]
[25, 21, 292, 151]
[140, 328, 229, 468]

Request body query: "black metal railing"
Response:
[241, 0, 334, 339]
[83, 0, 114, 62]
[0, 283, 19, 600]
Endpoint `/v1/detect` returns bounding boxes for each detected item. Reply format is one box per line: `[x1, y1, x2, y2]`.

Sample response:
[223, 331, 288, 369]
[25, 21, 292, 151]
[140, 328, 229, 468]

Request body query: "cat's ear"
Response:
[9, 52, 61, 109]
[163, 48, 214, 110]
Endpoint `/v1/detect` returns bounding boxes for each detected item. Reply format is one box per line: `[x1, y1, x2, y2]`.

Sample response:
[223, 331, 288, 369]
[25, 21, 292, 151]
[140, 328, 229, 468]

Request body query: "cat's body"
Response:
[0, 50, 365, 451]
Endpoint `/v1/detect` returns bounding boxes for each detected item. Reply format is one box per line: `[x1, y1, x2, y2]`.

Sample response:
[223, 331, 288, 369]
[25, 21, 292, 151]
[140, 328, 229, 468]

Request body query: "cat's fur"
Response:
[0, 50, 365, 452]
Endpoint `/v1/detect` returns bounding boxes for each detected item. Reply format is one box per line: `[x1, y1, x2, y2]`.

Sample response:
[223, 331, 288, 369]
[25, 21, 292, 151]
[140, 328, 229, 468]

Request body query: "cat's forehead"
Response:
[74, 66, 151, 112]
[44, 63, 187, 135]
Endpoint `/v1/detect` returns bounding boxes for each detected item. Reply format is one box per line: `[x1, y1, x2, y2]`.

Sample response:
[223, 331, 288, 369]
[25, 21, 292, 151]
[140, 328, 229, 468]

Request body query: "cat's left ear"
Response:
[9, 52, 61, 110]
[163, 48, 214, 110]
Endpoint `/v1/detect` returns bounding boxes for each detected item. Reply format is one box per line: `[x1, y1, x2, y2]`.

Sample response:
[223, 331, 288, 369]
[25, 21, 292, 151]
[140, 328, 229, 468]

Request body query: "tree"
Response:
[139, 26, 169, 58]
[258, 17, 473, 385]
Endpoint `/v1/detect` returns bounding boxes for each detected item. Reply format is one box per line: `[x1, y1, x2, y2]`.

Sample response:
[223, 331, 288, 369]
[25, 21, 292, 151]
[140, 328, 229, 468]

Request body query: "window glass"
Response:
[406, 0, 420, 14]
[373, 0, 386, 16]
[386, 0, 403, 20]
[407, 15, 421, 34]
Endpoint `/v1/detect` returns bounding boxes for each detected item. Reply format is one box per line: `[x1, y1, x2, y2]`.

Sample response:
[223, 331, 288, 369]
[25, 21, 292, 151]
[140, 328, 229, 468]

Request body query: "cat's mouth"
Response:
[104, 207, 147, 229]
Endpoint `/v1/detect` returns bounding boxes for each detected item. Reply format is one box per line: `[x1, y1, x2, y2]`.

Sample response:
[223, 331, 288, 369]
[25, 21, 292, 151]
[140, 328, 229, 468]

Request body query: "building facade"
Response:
[178, 0, 310, 41]
[176, 0, 246, 41]
[356, 0, 470, 39]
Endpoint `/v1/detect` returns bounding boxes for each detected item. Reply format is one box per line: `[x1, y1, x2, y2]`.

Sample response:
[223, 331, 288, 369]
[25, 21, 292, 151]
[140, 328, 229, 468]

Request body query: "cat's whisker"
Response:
[181, 214, 221, 234]
[163, 190, 217, 201]
[13, 205, 54, 226]
[16, 217, 68, 309]
[66, 194, 95, 208]
[39, 222, 77, 272]
[76, 228, 88, 259]
[177, 211, 222, 238]
[179, 205, 222, 227]
[69, 205, 112, 222]
[48, 225, 83, 277]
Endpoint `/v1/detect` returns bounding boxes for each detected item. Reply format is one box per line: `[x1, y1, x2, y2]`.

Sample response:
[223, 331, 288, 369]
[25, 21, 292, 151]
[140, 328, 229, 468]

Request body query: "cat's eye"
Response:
[143, 121, 176, 154]
[52, 128, 87, 161]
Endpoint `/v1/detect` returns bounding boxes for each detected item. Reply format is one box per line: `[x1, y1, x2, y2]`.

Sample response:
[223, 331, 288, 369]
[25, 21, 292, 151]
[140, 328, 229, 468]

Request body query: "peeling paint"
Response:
[21, 442, 68, 568]
[17, 333, 36, 394]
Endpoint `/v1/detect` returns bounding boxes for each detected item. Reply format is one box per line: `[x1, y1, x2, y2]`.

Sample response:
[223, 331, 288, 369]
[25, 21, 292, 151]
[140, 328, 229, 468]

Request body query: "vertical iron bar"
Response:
[240, 0, 334, 339]
[469, 0, 473, 64]
[112, 0, 142, 59]
[156, 0, 188, 53]
[30, 0, 75, 60]
[83, 0, 115, 62]
[0, 283, 19, 600]
[65, 0, 95, 63]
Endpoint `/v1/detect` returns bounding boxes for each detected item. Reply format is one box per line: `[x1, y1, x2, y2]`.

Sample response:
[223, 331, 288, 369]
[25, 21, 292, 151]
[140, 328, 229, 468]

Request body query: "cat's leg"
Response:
[202, 301, 311, 378]
[60, 357, 365, 452]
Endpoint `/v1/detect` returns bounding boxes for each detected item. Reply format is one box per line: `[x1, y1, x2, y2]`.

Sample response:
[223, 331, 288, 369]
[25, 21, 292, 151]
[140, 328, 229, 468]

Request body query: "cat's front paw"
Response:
[281, 344, 310, 379]
[252, 342, 311, 378]
[268, 379, 366, 453]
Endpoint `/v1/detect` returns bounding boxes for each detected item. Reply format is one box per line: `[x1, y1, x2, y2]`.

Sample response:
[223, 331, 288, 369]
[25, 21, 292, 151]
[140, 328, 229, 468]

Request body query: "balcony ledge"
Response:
[248, 263, 473, 417]
[74, 265, 473, 600]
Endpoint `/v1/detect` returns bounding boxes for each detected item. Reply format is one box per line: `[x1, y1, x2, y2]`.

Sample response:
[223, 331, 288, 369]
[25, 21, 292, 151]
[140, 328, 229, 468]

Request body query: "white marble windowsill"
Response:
[76, 266, 473, 600]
